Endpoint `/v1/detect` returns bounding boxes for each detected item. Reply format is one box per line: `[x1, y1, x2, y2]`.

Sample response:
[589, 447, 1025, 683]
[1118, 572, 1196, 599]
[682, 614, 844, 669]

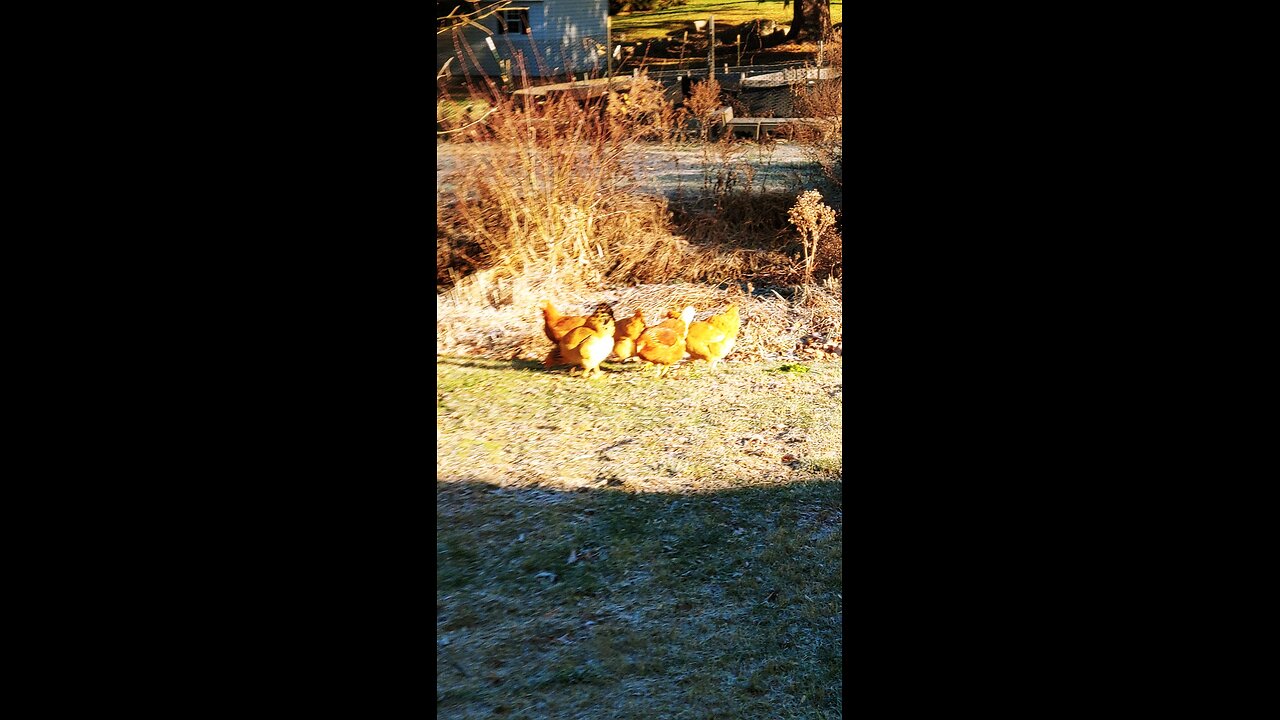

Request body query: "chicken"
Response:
[635, 306, 695, 378]
[539, 299, 589, 344]
[685, 303, 740, 369]
[611, 309, 646, 362]
[541, 301, 614, 368]
[555, 303, 617, 379]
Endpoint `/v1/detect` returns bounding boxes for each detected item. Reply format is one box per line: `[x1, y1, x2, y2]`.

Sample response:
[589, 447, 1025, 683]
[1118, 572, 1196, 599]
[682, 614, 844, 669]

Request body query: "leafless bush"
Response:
[789, 34, 841, 188]
[684, 77, 723, 142]
[438, 90, 671, 294]
[437, 85, 798, 305]
[437, 36, 842, 314]
[790, 80, 841, 189]
[606, 73, 679, 141]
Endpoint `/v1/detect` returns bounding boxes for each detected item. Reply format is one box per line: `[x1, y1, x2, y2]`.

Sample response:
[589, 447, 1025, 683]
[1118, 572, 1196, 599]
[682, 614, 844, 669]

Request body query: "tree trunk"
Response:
[787, 0, 832, 41]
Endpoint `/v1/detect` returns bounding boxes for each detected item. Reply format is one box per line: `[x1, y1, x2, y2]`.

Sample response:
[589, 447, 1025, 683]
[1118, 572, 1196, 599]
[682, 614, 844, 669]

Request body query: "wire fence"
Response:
[634, 62, 840, 117]
[640, 59, 814, 81]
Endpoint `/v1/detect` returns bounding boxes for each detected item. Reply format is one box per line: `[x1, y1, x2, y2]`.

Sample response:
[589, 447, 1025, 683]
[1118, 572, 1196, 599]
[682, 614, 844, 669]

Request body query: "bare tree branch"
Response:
[436, 1, 513, 36]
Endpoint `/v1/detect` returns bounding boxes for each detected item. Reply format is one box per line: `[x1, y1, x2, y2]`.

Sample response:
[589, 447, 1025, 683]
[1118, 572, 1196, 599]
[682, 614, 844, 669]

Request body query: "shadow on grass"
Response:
[437, 476, 842, 718]
[436, 356, 545, 372]
[437, 354, 660, 378]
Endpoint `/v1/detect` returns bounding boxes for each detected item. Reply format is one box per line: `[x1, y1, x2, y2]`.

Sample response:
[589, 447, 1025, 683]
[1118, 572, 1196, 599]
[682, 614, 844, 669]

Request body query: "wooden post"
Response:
[708, 16, 715, 76]
[607, 16, 613, 80]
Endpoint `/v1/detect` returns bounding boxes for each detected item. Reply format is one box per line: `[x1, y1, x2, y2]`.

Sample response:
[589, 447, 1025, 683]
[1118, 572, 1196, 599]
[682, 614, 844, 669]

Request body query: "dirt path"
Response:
[437, 141, 826, 200]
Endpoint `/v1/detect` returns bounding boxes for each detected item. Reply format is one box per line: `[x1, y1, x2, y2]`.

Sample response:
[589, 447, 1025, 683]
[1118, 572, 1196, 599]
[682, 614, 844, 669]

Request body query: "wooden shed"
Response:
[437, 0, 611, 79]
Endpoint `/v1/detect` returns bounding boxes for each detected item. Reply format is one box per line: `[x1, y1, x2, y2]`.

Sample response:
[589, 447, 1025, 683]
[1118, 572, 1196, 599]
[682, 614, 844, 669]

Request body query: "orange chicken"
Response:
[635, 306, 695, 378]
[555, 303, 617, 379]
[685, 303, 740, 369]
[538, 299, 589, 344]
[611, 309, 646, 362]
[541, 301, 614, 368]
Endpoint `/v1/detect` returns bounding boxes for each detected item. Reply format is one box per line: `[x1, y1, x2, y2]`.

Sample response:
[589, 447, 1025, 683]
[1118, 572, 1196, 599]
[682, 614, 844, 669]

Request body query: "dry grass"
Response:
[438, 280, 840, 367]
[437, 27, 842, 296]
[437, 96, 842, 365]
[789, 35, 842, 190]
[437, 106, 839, 302]
[605, 74, 684, 141]
[438, 88, 669, 289]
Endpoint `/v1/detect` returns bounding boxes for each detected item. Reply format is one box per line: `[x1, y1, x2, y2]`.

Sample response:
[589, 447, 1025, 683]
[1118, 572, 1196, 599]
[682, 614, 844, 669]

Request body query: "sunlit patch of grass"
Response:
[437, 97, 492, 124]
[805, 455, 840, 476]
[612, 0, 844, 43]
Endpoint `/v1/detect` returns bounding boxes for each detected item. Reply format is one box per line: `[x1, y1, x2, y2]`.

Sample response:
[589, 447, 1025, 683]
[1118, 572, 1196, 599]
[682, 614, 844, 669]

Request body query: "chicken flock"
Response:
[539, 300, 741, 380]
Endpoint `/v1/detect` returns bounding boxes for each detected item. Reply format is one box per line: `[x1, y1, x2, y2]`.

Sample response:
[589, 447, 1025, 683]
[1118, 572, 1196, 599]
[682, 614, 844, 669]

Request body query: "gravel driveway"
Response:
[437, 141, 829, 201]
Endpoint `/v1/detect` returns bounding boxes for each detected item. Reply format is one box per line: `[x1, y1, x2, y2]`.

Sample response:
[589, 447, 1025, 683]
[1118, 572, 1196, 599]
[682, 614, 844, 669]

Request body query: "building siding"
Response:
[437, 0, 609, 79]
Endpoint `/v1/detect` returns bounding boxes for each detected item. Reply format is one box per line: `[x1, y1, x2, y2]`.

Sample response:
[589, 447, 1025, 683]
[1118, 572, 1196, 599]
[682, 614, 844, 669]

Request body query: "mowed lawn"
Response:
[438, 357, 842, 719]
[612, 0, 844, 42]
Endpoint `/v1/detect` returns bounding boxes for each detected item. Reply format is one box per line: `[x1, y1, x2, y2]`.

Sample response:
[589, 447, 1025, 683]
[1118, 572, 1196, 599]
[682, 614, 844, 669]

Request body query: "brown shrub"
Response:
[684, 78, 723, 142]
[606, 74, 679, 141]
[437, 55, 839, 309]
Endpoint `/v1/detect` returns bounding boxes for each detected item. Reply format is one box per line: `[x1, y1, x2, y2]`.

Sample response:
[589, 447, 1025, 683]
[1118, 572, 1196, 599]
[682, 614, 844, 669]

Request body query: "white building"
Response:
[437, 0, 611, 79]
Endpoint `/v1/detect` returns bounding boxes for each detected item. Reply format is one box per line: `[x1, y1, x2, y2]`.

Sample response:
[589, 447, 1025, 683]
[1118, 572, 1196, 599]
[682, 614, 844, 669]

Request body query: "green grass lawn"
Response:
[612, 0, 843, 42]
[437, 97, 493, 123]
[438, 357, 842, 718]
